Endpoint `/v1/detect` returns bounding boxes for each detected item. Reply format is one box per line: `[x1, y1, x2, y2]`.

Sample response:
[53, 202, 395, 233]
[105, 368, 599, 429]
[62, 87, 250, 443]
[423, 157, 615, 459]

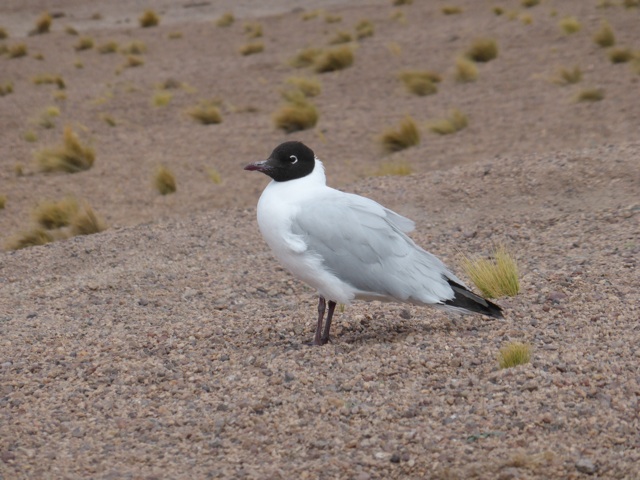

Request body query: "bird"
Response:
[245, 141, 502, 346]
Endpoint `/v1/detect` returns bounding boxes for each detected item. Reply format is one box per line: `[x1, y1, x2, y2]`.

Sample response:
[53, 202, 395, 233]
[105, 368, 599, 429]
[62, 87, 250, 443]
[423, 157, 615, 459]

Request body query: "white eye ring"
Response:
[290, 155, 298, 164]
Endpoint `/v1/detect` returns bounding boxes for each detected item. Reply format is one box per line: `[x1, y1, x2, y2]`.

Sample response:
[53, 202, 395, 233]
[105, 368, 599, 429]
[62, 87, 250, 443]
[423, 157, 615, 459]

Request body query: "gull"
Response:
[245, 141, 502, 345]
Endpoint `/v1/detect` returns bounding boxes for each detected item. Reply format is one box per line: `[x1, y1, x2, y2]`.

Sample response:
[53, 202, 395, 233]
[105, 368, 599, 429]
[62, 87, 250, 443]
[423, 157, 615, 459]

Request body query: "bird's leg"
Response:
[320, 301, 337, 345]
[312, 296, 326, 346]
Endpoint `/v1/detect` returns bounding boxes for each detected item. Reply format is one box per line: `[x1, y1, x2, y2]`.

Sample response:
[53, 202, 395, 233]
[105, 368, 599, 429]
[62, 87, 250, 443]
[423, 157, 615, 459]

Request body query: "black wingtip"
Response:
[443, 279, 504, 319]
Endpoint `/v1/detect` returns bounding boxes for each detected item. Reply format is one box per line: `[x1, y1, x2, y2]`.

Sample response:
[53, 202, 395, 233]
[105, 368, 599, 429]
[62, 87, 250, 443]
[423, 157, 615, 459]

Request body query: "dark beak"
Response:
[244, 160, 268, 172]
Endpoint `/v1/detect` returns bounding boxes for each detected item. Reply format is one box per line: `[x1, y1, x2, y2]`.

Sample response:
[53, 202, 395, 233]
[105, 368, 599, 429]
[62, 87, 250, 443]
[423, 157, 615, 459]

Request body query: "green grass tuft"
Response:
[6, 228, 53, 250]
[441, 6, 462, 14]
[36, 126, 95, 173]
[465, 38, 498, 62]
[559, 17, 581, 34]
[8, 43, 28, 58]
[152, 90, 173, 107]
[289, 47, 323, 68]
[285, 77, 322, 97]
[355, 20, 375, 39]
[553, 65, 582, 85]
[74, 37, 94, 51]
[609, 47, 633, 63]
[188, 101, 223, 125]
[399, 70, 440, 96]
[593, 21, 615, 47]
[454, 56, 478, 82]
[273, 96, 319, 133]
[428, 109, 468, 135]
[498, 342, 532, 369]
[154, 166, 177, 195]
[462, 245, 519, 298]
[33, 197, 79, 229]
[575, 88, 604, 102]
[314, 45, 354, 73]
[34, 12, 52, 34]
[379, 116, 420, 153]
[139, 10, 160, 28]
[239, 42, 264, 56]
[216, 12, 235, 27]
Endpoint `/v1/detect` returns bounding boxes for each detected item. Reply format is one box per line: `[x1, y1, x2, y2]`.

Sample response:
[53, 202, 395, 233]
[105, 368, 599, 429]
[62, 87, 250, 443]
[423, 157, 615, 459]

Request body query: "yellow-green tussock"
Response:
[289, 47, 323, 68]
[454, 56, 479, 82]
[32, 197, 79, 229]
[374, 162, 413, 176]
[285, 77, 322, 97]
[153, 90, 173, 107]
[593, 21, 615, 48]
[206, 167, 223, 184]
[498, 342, 532, 369]
[441, 6, 462, 14]
[609, 47, 633, 63]
[355, 20, 375, 39]
[0, 195, 6, 209]
[0, 27, 8, 39]
[325, 13, 342, 23]
[553, 66, 582, 85]
[32, 74, 65, 89]
[314, 45, 354, 73]
[121, 41, 146, 54]
[139, 10, 160, 28]
[244, 22, 263, 38]
[466, 38, 498, 62]
[6, 228, 53, 250]
[379, 116, 420, 153]
[329, 31, 352, 45]
[521, 0, 539, 6]
[216, 12, 235, 27]
[399, 70, 440, 96]
[154, 167, 177, 195]
[9, 43, 28, 58]
[71, 204, 106, 235]
[74, 37, 94, 51]
[36, 126, 95, 173]
[98, 41, 119, 54]
[574, 88, 604, 102]
[0, 82, 14, 96]
[428, 109, 468, 135]
[34, 12, 53, 34]
[239, 42, 264, 56]
[273, 98, 319, 133]
[461, 245, 520, 298]
[559, 17, 581, 34]
[188, 102, 223, 125]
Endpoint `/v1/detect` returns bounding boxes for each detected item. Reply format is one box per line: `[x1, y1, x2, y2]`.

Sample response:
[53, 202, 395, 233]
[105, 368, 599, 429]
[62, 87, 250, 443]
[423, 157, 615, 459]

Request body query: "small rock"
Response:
[27, 312, 37, 319]
[575, 457, 596, 474]
[390, 453, 401, 463]
[284, 372, 295, 382]
[138, 298, 149, 306]
[547, 291, 567, 303]
[1, 450, 15, 463]
[399, 309, 411, 320]
[374, 451, 389, 460]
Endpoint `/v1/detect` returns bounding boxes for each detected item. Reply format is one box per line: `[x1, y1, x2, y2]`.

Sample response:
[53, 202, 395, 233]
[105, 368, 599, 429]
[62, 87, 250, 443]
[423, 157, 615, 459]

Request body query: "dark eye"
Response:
[289, 155, 298, 164]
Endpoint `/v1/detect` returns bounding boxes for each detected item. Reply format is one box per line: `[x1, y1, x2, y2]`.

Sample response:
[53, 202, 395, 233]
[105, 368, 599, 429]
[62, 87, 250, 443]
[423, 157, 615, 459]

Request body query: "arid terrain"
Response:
[1, 0, 639, 478]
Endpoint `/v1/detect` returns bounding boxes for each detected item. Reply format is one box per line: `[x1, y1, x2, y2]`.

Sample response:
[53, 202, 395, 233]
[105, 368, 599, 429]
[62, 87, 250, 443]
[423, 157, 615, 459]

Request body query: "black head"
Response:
[244, 141, 315, 182]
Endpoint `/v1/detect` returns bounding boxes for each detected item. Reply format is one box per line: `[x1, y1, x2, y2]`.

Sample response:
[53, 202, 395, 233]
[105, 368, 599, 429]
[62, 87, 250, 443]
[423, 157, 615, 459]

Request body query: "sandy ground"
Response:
[1, 0, 639, 478]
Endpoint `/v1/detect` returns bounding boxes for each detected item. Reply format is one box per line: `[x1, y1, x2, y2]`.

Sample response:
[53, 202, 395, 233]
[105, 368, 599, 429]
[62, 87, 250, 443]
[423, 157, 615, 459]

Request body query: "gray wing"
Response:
[291, 191, 459, 304]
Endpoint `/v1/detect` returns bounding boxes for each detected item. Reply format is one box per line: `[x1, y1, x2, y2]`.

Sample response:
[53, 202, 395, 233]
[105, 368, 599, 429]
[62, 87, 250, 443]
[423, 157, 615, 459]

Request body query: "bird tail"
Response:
[442, 279, 503, 319]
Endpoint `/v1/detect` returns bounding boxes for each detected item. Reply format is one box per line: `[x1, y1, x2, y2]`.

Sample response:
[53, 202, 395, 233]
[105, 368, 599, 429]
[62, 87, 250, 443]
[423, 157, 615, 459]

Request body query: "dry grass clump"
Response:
[454, 56, 479, 82]
[273, 95, 319, 133]
[154, 166, 177, 195]
[379, 116, 420, 153]
[33, 74, 65, 89]
[188, 101, 223, 125]
[64, 25, 78, 35]
[492, 7, 504, 15]
[8, 43, 28, 58]
[206, 167, 223, 184]
[393, 0, 413, 5]
[521, 0, 539, 6]
[356, 20, 375, 39]
[101, 114, 116, 126]
[575, 88, 604, 102]
[168, 31, 183, 39]
[441, 6, 462, 14]
[98, 41, 119, 54]
[593, 21, 615, 47]
[71, 205, 106, 235]
[559, 17, 581, 34]
[428, 109, 468, 135]
[0, 195, 6, 209]
[631, 58, 640, 75]
[285, 77, 322, 97]
[623, 0, 639, 7]
[498, 342, 532, 369]
[139, 10, 160, 28]
[374, 162, 413, 176]
[36, 126, 95, 173]
[520, 13, 533, 25]
[609, 47, 633, 63]
[0, 27, 8, 39]
[301, 10, 322, 21]
[244, 22, 263, 38]
[0, 82, 14, 96]
[6, 228, 53, 250]
[289, 47, 323, 68]
[553, 65, 582, 85]
[461, 245, 519, 298]
[34, 12, 53, 34]
[325, 13, 342, 23]
[399, 70, 440, 96]
[465, 38, 498, 62]
[216, 12, 235, 27]
[121, 41, 146, 54]
[239, 42, 264, 56]
[36, 106, 61, 129]
[74, 37, 94, 51]
[23, 131, 38, 142]
[314, 45, 354, 73]
[329, 31, 352, 45]
[152, 90, 173, 107]
[124, 55, 144, 68]
[33, 197, 79, 229]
